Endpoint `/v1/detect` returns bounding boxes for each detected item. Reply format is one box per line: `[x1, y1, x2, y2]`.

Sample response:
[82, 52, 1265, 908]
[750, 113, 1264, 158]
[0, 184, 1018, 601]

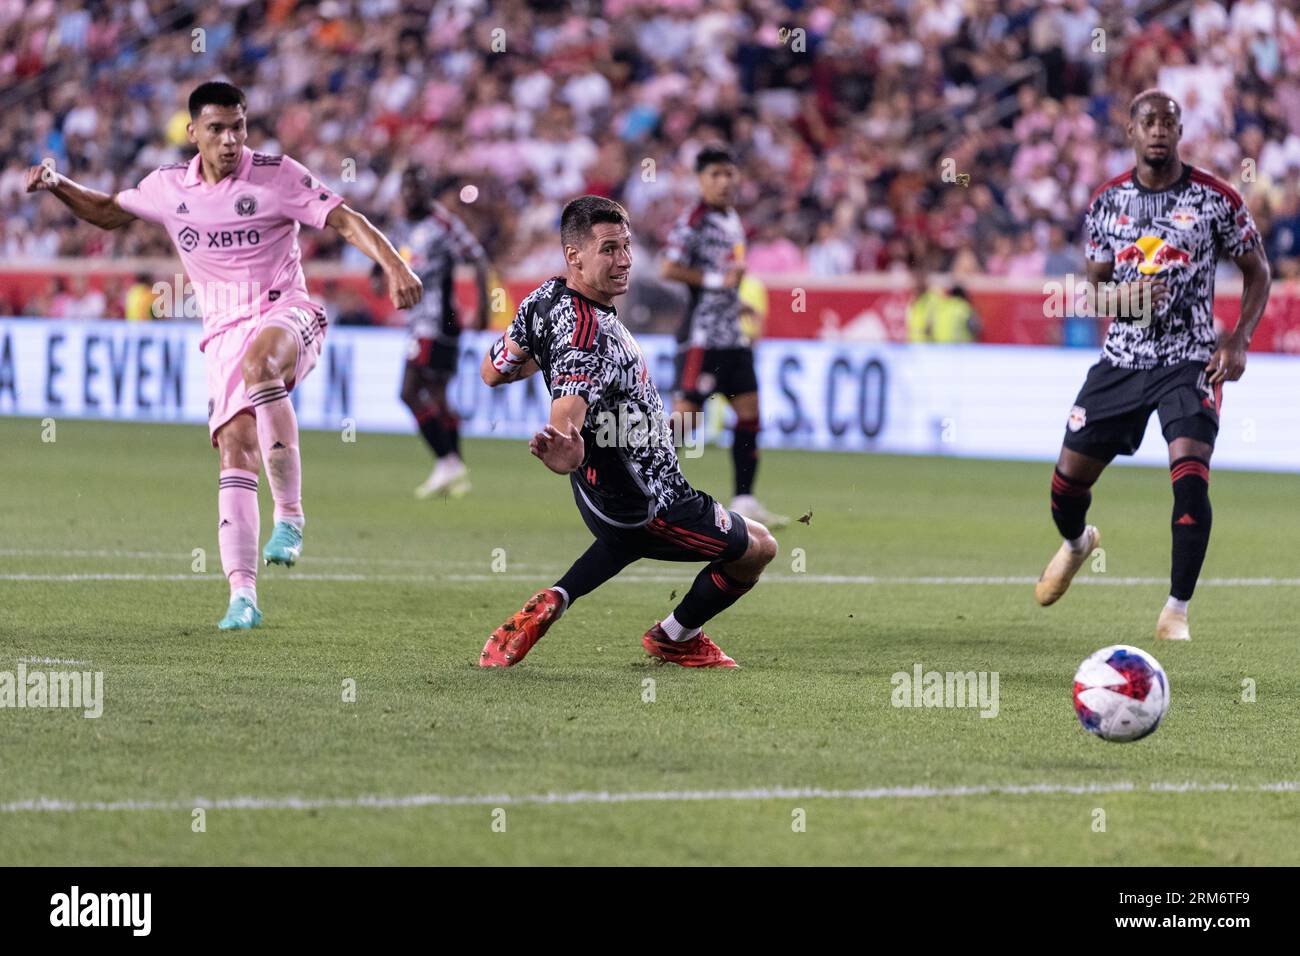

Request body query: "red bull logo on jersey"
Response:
[1115, 235, 1191, 275]
[1168, 207, 1199, 230]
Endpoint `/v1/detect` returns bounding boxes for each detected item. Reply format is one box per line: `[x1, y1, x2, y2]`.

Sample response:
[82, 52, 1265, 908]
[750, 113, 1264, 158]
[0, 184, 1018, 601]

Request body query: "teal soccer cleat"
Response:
[262, 521, 303, 567]
[218, 596, 262, 630]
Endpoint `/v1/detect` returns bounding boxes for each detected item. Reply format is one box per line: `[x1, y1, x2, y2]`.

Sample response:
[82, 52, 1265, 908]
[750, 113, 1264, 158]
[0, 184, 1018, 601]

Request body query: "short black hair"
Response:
[695, 144, 735, 173]
[1129, 88, 1181, 119]
[189, 81, 247, 119]
[560, 195, 629, 249]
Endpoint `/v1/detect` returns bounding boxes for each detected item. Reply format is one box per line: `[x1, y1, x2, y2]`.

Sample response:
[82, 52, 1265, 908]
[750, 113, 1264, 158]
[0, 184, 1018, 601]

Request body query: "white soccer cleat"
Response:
[1034, 525, 1100, 606]
[415, 458, 471, 499]
[1156, 606, 1191, 642]
[730, 494, 789, 528]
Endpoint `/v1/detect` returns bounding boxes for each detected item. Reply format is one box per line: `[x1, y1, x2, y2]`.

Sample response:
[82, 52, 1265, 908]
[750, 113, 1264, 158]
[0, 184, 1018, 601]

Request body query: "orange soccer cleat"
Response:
[642, 623, 738, 668]
[480, 588, 565, 667]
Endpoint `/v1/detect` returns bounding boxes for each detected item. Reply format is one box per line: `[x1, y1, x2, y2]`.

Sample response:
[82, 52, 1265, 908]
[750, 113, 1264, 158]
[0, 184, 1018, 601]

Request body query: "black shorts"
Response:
[673, 346, 758, 404]
[574, 487, 750, 564]
[1062, 358, 1221, 460]
[406, 336, 459, 376]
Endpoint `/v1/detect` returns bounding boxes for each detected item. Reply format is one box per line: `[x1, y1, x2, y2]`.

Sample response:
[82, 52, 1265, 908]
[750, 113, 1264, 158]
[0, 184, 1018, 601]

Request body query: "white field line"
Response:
[3, 780, 1299, 814]
[3, 572, 1300, 586]
[0, 548, 513, 568]
[15, 657, 90, 665]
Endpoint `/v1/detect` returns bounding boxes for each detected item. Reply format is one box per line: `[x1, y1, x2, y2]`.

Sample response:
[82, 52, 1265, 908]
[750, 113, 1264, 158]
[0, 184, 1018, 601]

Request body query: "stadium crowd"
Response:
[2, 0, 1300, 323]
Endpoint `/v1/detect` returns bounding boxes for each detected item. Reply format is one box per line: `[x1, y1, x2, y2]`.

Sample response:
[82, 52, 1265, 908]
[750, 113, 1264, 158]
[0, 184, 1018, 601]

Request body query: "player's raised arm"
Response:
[1208, 243, 1271, 385]
[324, 203, 423, 309]
[528, 395, 586, 474]
[26, 165, 136, 230]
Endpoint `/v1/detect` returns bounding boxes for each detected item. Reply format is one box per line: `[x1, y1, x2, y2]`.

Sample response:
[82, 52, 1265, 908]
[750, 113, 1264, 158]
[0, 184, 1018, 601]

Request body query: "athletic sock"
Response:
[249, 378, 304, 525]
[1165, 596, 1189, 614]
[554, 540, 637, 607]
[671, 562, 754, 631]
[415, 406, 453, 458]
[1169, 456, 1212, 601]
[732, 417, 760, 497]
[442, 411, 462, 458]
[550, 585, 570, 611]
[660, 613, 700, 642]
[1050, 467, 1095, 542]
[218, 469, 259, 599]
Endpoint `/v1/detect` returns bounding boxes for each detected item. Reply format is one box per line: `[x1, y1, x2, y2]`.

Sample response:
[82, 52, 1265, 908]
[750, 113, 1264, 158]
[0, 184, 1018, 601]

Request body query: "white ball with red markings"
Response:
[1072, 644, 1169, 742]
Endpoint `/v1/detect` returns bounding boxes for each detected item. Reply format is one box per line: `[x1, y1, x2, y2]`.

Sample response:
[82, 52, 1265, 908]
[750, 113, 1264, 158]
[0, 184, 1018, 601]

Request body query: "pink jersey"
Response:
[115, 146, 344, 349]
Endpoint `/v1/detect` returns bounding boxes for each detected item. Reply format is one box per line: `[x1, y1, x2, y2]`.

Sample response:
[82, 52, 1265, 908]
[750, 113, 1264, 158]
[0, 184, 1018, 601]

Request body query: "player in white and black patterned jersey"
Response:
[477, 196, 778, 669]
[662, 144, 787, 528]
[1035, 90, 1272, 643]
[385, 166, 491, 499]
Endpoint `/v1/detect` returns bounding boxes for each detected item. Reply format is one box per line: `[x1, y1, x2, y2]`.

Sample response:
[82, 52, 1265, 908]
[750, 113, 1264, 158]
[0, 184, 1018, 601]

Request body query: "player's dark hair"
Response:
[695, 144, 735, 173]
[188, 81, 247, 119]
[560, 196, 629, 249]
[1129, 89, 1181, 119]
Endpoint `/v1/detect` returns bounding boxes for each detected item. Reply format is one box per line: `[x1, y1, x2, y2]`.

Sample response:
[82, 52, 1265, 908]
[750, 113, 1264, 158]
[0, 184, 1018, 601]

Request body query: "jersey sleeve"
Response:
[114, 170, 166, 225]
[507, 300, 533, 354]
[1214, 194, 1261, 259]
[276, 155, 344, 229]
[663, 217, 697, 266]
[549, 341, 613, 406]
[1084, 198, 1112, 263]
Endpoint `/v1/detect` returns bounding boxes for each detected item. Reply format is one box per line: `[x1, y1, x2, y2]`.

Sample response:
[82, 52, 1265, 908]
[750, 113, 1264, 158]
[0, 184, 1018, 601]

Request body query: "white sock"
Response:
[1067, 530, 1091, 553]
[1165, 596, 1189, 614]
[660, 613, 701, 642]
[550, 586, 570, 613]
[232, 586, 257, 606]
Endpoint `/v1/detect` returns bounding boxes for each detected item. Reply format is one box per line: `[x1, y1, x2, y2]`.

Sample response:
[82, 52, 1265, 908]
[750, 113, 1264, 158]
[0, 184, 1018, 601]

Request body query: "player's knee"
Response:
[749, 523, 778, 567]
[240, 352, 285, 387]
[217, 416, 260, 471]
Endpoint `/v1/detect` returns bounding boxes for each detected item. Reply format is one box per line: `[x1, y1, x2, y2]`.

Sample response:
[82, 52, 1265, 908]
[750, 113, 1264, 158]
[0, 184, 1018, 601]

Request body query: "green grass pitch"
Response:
[1, 416, 1297, 865]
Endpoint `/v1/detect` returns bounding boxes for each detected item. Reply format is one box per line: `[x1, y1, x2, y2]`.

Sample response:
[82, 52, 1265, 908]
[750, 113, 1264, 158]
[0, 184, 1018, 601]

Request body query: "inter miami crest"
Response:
[234, 194, 257, 217]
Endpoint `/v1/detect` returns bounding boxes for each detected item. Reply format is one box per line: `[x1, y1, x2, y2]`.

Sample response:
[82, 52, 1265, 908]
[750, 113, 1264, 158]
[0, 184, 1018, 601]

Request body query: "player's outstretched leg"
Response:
[406, 368, 470, 499]
[243, 327, 305, 567]
[480, 540, 637, 667]
[1036, 448, 1106, 606]
[644, 517, 777, 668]
[726, 391, 788, 528]
[215, 415, 263, 630]
[1157, 444, 1213, 642]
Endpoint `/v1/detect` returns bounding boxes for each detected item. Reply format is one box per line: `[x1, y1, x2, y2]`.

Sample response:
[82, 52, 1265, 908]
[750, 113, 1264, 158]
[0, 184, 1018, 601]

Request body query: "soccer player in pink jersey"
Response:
[26, 81, 423, 630]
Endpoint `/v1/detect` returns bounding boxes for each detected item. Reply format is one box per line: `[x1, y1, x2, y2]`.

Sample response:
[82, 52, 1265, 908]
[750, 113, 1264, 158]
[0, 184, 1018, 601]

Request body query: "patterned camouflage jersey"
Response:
[387, 202, 486, 342]
[664, 202, 748, 348]
[509, 277, 695, 526]
[1085, 164, 1260, 369]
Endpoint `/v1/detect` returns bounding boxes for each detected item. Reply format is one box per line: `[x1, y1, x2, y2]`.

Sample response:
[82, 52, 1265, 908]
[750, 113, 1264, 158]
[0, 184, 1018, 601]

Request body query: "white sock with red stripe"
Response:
[660, 613, 701, 642]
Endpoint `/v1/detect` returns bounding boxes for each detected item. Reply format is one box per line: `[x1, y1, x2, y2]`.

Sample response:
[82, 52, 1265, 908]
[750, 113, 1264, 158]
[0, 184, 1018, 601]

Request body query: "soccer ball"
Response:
[1072, 644, 1169, 742]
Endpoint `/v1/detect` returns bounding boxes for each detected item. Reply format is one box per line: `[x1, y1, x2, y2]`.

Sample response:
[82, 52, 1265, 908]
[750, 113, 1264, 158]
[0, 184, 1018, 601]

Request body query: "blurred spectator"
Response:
[63, 274, 106, 318]
[0, 0, 1297, 310]
[907, 270, 980, 343]
[125, 272, 155, 321]
[1043, 224, 1079, 276]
